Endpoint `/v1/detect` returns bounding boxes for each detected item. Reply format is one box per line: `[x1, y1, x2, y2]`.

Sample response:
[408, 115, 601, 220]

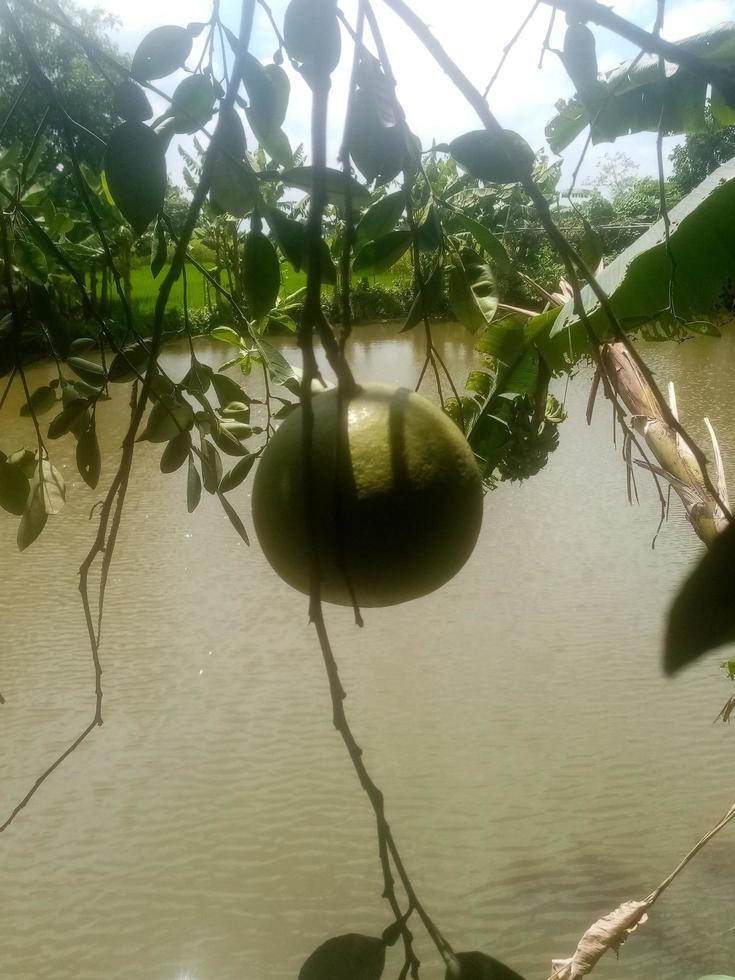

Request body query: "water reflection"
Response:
[1, 323, 734, 980]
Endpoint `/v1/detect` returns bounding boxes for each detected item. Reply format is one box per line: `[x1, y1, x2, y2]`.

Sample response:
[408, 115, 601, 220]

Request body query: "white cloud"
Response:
[662, 0, 733, 40]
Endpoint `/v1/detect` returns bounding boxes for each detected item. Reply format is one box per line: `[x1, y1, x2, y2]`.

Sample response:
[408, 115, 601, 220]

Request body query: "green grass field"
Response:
[126, 261, 403, 317]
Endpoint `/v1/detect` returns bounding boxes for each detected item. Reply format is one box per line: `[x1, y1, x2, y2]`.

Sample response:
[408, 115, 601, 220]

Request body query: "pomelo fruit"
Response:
[252, 383, 483, 607]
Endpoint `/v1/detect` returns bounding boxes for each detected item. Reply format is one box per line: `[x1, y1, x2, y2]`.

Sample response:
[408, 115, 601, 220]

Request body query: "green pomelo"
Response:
[252, 383, 483, 607]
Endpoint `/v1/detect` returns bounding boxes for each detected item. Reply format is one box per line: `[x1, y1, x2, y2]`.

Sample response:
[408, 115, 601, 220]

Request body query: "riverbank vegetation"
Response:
[2, 1, 735, 978]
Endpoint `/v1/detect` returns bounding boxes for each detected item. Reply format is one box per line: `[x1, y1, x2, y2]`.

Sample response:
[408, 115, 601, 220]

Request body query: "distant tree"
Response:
[0, 0, 123, 192]
[162, 185, 192, 236]
[593, 151, 640, 196]
[670, 108, 735, 194]
[613, 177, 683, 222]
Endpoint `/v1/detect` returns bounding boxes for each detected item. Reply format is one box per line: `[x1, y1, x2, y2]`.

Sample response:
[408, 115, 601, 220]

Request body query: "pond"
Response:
[2, 323, 734, 980]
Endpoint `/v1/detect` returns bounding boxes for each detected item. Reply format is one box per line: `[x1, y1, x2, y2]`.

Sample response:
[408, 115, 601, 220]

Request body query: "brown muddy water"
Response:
[2, 323, 734, 980]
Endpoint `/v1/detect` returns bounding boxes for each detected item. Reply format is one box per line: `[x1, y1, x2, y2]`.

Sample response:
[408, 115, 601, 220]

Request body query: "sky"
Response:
[78, 0, 735, 190]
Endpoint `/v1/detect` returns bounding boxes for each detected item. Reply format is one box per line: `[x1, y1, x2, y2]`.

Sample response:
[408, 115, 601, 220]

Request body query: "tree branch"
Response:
[540, 0, 735, 96]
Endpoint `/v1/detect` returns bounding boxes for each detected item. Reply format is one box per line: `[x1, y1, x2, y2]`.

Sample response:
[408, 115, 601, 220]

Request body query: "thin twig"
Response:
[484, 2, 539, 97]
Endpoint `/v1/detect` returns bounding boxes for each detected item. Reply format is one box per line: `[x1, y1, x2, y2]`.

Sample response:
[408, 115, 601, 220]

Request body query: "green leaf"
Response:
[283, 0, 341, 75]
[8, 448, 37, 478]
[17, 484, 47, 551]
[355, 191, 405, 246]
[504, 351, 539, 397]
[69, 337, 97, 355]
[246, 112, 293, 168]
[299, 935, 385, 980]
[132, 25, 193, 81]
[578, 216, 604, 274]
[139, 396, 194, 443]
[186, 457, 202, 512]
[218, 492, 250, 543]
[14, 238, 48, 283]
[211, 422, 249, 457]
[349, 88, 405, 184]
[20, 385, 56, 418]
[211, 372, 246, 407]
[211, 326, 243, 347]
[476, 316, 526, 365]
[171, 74, 216, 134]
[220, 420, 252, 440]
[200, 438, 222, 493]
[665, 520, 735, 674]
[266, 207, 335, 281]
[465, 370, 492, 397]
[219, 452, 257, 493]
[400, 261, 443, 332]
[244, 229, 280, 321]
[182, 359, 213, 394]
[161, 430, 192, 473]
[448, 251, 498, 333]
[0, 459, 30, 515]
[711, 87, 735, 126]
[67, 356, 105, 387]
[275, 166, 371, 207]
[151, 219, 167, 278]
[553, 157, 735, 349]
[108, 343, 150, 382]
[76, 423, 101, 489]
[48, 400, 89, 439]
[562, 22, 599, 98]
[353, 230, 412, 274]
[113, 79, 153, 122]
[263, 64, 290, 128]
[242, 54, 283, 127]
[416, 203, 442, 252]
[220, 401, 251, 421]
[545, 97, 589, 154]
[447, 951, 527, 980]
[449, 212, 511, 272]
[257, 337, 299, 386]
[544, 23, 735, 150]
[449, 130, 535, 184]
[34, 459, 66, 515]
[210, 109, 258, 218]
[267, 207, 306, 269]
[104, 122, 167, 236]
[0, 142, 22, 172]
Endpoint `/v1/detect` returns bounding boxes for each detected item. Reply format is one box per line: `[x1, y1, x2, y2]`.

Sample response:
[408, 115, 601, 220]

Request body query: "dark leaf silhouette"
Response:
[132, 25, 192, 81]
[113, 79, 153, 122]
[447, 951, 527, 980]
[665, 520, 735, 674]
[449, 130, 534, 184]
[76, 423, 101, 489]
[104, 123, 167, 236]
[284, 0, 341, 76]
[0, 459, 30, 515]
[299, 934, 386, 980]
